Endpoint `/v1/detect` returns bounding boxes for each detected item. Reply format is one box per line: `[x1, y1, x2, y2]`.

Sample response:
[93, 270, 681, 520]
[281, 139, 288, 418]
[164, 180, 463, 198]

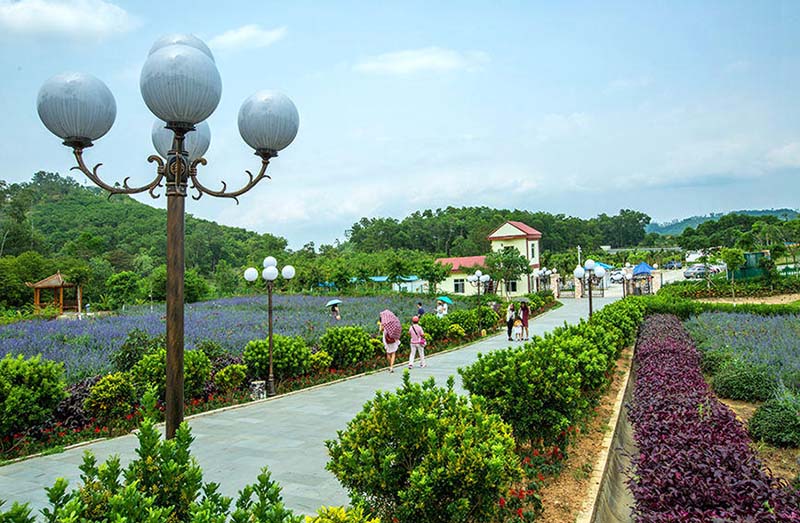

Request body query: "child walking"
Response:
[408, 316, 427, 368]
[513, 318, 523, 341]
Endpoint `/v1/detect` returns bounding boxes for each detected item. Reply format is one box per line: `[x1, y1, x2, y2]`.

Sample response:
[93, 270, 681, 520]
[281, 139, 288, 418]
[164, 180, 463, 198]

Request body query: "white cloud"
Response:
[0, 0, 136, 40]
[209, 25, 287, 52]
[354, 47, 489, 75]
[766, 142, 800, 169]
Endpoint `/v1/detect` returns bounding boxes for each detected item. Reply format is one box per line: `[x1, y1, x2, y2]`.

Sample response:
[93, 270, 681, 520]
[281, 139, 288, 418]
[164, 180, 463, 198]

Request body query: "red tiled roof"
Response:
[487, 220, 542, 239]
[435, 255, 487, 272]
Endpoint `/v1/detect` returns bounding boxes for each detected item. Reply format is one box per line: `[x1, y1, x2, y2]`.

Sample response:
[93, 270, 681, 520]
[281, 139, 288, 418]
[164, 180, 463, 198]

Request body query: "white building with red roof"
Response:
[435, 220, 542, 296]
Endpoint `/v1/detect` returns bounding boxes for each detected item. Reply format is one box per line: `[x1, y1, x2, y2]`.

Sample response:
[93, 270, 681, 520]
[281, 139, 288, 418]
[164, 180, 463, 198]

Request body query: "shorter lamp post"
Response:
[573, 259, 606, 318]
[467, 270, 491, 296]
[244, 257, 295, 397]
[624, 272, 633, 297]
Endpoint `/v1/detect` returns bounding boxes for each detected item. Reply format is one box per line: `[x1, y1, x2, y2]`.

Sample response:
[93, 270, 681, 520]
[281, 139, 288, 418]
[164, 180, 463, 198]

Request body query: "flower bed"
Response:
[628, 314, 800, 521]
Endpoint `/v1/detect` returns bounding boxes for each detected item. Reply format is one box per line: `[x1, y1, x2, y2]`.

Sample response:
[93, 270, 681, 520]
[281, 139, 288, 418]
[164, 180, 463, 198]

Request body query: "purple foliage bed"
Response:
[627, 313, 800, 522]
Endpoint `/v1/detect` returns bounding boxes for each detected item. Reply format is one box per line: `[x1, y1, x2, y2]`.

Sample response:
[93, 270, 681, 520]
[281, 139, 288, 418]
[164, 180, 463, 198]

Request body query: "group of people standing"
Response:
[505, 301, 530, 341]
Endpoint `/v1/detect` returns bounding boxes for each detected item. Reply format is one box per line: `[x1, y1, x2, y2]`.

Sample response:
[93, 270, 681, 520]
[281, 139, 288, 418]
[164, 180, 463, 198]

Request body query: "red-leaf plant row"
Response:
[627, 314, 800, 522]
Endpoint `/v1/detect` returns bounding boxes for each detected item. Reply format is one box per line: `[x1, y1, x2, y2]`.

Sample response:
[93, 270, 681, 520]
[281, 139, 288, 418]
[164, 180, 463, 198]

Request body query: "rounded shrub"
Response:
[418, 314, 447, 342]
[243, 335, 311, 381]
[319, 326, 373, 368]
[0, 354, 66, 437]
[749, 395, 800, 447]
[131, 348, 211, 400]
[195, 339, 226, 362]
[447, 323, 466, 340]
[310, 350, 333, 373]
[111, 329, 164, 373]
[84, 372, 136, 424]
[699, 348, 735, 376]
[214, 364, 247, 396]
[326, 375, 521, 523]
[475, 305, 500, 330]
[445, 309, 479, 335]
[712, 360, 778, 402]
[305, 506, 379, 523]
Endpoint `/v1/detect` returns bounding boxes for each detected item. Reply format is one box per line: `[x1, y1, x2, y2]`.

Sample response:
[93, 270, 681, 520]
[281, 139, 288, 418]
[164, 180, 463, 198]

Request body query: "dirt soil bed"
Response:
[698, 293, 800, 305]
[538, 348, 633, 523]
[719, 398, 799, 484]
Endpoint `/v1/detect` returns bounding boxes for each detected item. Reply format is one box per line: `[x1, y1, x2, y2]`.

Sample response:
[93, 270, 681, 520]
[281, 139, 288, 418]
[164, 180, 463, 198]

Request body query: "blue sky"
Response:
[1, 0, 799, 248]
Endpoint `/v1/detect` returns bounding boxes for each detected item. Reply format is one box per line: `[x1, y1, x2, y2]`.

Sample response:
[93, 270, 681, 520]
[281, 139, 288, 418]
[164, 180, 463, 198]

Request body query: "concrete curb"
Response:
[575, 350, 635, 523]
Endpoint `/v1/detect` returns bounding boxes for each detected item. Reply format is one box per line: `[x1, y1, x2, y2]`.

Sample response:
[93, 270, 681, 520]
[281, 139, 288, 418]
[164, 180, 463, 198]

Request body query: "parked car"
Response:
[683, 265, 708, 279]
[664, 260, 682, 270]
[609, 270, 624, 283]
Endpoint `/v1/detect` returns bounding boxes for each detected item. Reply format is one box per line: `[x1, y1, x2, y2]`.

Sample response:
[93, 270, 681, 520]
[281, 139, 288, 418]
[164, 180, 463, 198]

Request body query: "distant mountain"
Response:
[646, 209, 799, 236]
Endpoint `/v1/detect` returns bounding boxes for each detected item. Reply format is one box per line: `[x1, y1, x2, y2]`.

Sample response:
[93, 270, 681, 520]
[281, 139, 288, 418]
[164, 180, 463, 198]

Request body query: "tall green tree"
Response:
[485, 247, 531, 297]
[719, 247, 745, 301]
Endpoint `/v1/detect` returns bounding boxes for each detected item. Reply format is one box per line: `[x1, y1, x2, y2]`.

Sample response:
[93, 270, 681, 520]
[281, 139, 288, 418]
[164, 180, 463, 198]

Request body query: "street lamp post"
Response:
[467, 270, 491, 296]
[244, 258, 295, 397]
[573, 259, 606, 318]
[37, 34, 299, 438]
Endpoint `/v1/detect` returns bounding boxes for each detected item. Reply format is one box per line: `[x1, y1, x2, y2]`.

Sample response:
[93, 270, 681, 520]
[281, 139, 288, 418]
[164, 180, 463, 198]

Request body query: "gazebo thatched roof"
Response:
[25, 271, 76, 289]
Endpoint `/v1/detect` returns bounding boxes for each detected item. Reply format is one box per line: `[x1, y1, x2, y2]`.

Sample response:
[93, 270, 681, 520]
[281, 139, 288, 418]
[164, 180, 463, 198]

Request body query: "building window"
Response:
[454, 279, 465, 293]
[531, 243, 537, 260]
[505, 280, 518, 293]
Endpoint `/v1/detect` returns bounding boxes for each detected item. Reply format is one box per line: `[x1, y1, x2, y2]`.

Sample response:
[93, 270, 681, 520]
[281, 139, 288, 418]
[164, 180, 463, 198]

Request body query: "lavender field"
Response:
[0, 294, 454, 382]
[684, 312, 800, 382]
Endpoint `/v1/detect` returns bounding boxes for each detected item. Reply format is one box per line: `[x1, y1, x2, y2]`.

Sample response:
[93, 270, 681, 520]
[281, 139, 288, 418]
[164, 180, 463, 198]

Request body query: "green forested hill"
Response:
[646, 209, 798, 236]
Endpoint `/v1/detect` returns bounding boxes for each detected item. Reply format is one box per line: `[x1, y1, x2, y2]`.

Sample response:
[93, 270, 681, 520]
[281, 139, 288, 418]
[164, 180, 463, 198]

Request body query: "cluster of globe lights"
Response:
[244, 256, 295, 283]
[533, 267, 556, 278]
[36, 33, 299, 173]
[573, 259, 606, 280]
[466, 270, 491, 285]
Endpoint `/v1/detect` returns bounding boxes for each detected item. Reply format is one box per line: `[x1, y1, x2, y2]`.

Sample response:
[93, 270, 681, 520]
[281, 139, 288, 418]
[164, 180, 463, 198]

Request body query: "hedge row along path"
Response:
[0, 296, 620, 515]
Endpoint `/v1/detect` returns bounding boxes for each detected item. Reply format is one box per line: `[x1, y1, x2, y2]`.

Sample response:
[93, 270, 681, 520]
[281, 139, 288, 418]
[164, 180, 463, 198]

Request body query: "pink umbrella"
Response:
[379, 309, 402, 342]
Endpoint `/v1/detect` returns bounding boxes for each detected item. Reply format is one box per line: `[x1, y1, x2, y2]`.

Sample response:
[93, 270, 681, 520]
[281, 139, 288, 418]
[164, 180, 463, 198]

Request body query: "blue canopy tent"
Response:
[633, 262, 654, 277]
[595, 261, 613, 270]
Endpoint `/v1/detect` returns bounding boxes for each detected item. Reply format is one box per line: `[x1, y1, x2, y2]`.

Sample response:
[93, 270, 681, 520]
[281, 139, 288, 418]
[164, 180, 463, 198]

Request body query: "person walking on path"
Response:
[520, 302, 530, 340]
[408, 315, 427, 368]
[330, 304, 341, 321]
[505, 303, 516, 341]
[379, 309, 402, 373]
[417, 302, 425, 317]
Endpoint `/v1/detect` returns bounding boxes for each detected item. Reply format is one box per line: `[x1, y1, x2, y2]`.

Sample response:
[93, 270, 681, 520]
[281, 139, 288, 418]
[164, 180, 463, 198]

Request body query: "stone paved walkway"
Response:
[0, 296, 618, 515]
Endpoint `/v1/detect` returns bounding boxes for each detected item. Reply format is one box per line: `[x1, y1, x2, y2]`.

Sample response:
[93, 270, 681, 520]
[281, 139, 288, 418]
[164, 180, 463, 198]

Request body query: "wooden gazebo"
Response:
[26, 272, 83, 315]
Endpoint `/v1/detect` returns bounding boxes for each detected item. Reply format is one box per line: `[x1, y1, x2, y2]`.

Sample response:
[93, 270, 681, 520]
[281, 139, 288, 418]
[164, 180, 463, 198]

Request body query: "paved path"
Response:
[0, 297, 618, 515]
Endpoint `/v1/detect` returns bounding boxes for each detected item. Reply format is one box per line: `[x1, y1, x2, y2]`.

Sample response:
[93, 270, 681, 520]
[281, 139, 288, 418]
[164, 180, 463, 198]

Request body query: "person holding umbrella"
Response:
[379, 309, 402, 373]
[326, 299, 342, 321]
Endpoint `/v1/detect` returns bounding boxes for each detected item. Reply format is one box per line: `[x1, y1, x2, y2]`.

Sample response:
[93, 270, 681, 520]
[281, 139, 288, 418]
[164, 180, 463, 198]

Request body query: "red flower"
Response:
[499, 497, 506, 507]
[532, 449, 539, 457]
[523, 456, 531, 465]
[94, 427, 101, 433]
[516, 508, 523, 517]
[537, 472, 544, 482]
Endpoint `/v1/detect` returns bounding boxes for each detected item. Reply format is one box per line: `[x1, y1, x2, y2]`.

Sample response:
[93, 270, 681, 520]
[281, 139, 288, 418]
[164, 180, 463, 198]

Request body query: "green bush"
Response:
[418, 314, 447, 342]
[131, 348, 211, 400]
[447, 323, 466, 340]
[475, 305, 500, 330]
[305, 506, 380, 523]
[749, 395, 800, 447]
[368, 338, 384, 356]
[310, 350, 334, 373]
[214, 364, 248, 395]
[699, 348, 735, 376]
[712, 360, 778, 402]
[243, 335, 312, 381]
[111, 329, 164, 373]
[6, 419, 303, 522]
[319, 327, 373, 369]
[195, 339, 226, 361]
[84, 372, 135, 425]
[445, 309, 479, 335]
[326, 375, 521, 523]
[459, 341, 583, 447]
[0, 354, 66, 437]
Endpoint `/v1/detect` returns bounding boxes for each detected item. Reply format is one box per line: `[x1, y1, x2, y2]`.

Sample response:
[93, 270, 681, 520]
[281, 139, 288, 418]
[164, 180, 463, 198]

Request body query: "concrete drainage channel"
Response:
[575, 360, 637, 523]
